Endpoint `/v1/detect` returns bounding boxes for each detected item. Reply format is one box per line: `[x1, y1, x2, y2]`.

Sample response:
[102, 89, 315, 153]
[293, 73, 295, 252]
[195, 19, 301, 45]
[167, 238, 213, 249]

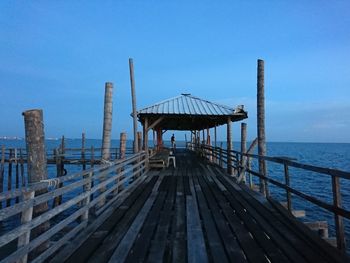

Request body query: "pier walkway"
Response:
[58, 150, 347, 263]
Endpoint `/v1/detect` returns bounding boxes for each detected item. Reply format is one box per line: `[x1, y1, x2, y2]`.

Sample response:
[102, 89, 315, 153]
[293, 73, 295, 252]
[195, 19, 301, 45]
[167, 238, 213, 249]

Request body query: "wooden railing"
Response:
[0, 151, 148, 263]
[188, 142, 349, 252]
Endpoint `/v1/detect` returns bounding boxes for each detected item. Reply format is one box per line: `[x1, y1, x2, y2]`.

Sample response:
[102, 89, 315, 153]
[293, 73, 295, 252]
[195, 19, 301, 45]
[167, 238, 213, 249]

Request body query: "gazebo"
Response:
[136, 93, 248, 156]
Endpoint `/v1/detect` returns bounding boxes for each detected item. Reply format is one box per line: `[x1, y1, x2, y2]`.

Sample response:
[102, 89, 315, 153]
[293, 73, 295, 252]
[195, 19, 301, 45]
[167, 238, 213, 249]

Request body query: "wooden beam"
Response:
[147, 117, 164, 132]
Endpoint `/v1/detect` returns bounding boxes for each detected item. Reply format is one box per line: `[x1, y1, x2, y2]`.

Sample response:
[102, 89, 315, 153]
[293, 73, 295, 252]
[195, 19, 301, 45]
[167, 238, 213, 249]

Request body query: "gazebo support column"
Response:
[143, 117, 149, 165]
[156, 127, 163, 150]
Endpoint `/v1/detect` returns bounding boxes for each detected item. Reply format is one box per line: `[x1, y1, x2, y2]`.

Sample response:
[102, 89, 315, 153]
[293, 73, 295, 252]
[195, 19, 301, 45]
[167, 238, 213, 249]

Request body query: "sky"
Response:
[0, 1, 350, 142]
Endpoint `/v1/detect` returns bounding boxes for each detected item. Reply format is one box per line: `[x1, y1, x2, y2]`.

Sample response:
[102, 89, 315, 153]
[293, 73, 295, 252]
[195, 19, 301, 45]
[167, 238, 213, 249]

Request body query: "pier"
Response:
[0, 59, 349, 262]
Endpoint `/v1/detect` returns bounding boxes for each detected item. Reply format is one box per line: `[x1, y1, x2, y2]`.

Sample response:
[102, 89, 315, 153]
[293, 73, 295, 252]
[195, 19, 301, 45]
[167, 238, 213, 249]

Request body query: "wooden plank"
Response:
[31, 221, 87, 263]
[195, 173, 247, 262]
[200, 173, 270, 263]
[208, 173, 291, 263]
[269, 198, 349, 263]
[51, 174, 153, 263]
[170, 169, 186, 263]
[186, 174, 208, 263]
[109, 175, 165, 263]
[192, 175, 229, 263]
[218, 175, 326, 263]
[123, 175, 170, 262]
[147, 176, 177, 262]
[65, 175, 158, 263]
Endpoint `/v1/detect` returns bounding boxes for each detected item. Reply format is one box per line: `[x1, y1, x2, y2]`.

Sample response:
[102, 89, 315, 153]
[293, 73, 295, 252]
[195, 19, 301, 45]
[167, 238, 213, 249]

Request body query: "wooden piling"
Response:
[53, 149, 62, 208]
[15, 150, 19, 203]
[0, 146, 4, 208]
[283, 163, 292, 212]
[137, 131, 142, 153]
[129, 58, 138, 154]
[81, 132, 86, 170]
[22, 109, 50, 255]
[240, 123, 247, 183]
[19, 149, 25, 187]
[90, 146, 95, 201]
[257, 59, 268, 196]
[7, 149, 13, 207]
[90, 146, 95, 168]
[227, 117, 233, 175]
[332, 176, 346, 251]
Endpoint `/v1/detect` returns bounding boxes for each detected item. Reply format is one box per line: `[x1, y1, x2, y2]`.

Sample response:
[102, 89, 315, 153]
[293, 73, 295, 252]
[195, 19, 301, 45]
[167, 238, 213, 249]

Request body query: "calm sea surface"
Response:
[1, 139, 350, 250]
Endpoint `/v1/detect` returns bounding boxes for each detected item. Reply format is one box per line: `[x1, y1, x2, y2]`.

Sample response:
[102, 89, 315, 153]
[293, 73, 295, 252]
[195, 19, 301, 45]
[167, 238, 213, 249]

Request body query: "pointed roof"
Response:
[137, 94, 247, 130]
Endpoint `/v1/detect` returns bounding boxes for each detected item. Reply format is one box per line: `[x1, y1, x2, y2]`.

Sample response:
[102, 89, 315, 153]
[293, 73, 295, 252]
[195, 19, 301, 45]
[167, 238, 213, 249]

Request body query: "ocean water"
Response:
[0, 139, 350, 251]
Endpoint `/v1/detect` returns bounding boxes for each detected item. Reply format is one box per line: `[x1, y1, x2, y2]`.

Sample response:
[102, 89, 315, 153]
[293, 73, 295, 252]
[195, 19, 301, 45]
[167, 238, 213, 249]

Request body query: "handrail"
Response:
[187, 142, 348, 252]
[0, 151, 149, 263]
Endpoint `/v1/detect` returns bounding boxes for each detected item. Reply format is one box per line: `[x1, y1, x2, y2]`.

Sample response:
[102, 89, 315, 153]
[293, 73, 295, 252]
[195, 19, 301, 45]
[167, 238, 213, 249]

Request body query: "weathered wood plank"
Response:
[123, 176, 170, 262]
[52, 173, 153, 263]
[147, 176, 177, 262]
[186, 174, 208, 263]
[219, 175, 326, 263]
[108, 175, 164, 263]
[192, 175, 229, 263]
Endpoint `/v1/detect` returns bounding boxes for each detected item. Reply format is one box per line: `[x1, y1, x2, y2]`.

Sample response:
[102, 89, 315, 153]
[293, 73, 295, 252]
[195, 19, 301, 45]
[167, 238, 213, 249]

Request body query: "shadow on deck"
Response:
[56, 149, 348, 263]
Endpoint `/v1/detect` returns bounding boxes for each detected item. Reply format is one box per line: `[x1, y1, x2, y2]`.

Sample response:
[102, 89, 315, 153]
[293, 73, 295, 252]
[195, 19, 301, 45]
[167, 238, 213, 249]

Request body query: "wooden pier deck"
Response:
[57, 150, 347, 263]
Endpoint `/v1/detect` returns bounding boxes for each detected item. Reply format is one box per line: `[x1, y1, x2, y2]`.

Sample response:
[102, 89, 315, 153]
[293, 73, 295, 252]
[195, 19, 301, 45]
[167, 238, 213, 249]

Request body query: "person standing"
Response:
[171, 134, 176, 152]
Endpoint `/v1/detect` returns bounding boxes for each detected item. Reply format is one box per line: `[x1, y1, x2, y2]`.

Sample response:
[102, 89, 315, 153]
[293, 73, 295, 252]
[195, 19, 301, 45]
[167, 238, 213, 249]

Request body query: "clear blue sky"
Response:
[1, 1, 349, 142]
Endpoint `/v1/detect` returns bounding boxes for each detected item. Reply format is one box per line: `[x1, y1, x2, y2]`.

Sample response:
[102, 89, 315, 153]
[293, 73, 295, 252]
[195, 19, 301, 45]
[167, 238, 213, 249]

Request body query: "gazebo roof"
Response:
[137, 94, 248, 130]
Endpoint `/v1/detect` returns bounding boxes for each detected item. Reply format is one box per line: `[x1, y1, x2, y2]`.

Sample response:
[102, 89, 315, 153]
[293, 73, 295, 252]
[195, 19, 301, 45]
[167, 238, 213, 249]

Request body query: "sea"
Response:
[0, 139, 350, 251]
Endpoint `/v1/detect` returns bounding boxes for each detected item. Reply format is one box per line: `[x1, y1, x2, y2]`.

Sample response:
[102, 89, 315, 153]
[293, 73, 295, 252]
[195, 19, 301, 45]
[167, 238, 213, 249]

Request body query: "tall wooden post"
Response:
[257, 59, 268, 196]
[101, 82, 113, 162]
[240, 123, 247, 183]
[22, 109, 50, 255]
[100, 82, 113, 207]
[129, 58, 138, 154]
[227, 117, 233, 175]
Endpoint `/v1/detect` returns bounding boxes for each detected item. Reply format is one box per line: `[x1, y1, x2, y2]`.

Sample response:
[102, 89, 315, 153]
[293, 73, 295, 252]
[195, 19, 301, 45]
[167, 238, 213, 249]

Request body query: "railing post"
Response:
[17, 190, 35, 263]
[81, 132, 86, 170]
[235, 152, 240, 176]
[81, 171, 92, 221]
[283, 163, 292, 212]
[332, 175, 346, 252]
[240, 123, 247, 183]
[219, 142, 223, 168]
